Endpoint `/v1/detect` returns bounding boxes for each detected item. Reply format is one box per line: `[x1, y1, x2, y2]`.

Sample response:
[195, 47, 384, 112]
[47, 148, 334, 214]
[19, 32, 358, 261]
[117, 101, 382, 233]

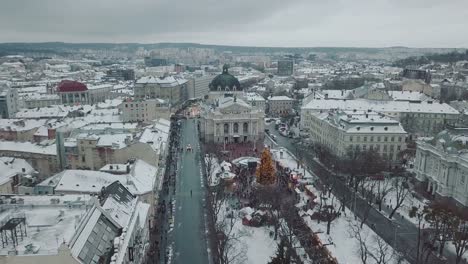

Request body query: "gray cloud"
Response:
[0, 0, 467, 47]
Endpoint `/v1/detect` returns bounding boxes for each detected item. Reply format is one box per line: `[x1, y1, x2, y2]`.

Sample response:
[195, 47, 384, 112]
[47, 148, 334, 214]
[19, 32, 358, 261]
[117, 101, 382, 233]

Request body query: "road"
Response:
[172, 119, 208, 264]
[266, 122, 462, 264]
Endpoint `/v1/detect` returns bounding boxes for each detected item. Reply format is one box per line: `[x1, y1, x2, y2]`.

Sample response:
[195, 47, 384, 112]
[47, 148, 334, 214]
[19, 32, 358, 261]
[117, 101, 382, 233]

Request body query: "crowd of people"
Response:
[146, 115, 183, 264]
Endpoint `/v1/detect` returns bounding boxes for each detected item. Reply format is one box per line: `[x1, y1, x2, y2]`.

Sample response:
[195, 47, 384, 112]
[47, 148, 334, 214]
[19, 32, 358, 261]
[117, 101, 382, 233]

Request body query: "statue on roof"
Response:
[222, 64, 230, 74]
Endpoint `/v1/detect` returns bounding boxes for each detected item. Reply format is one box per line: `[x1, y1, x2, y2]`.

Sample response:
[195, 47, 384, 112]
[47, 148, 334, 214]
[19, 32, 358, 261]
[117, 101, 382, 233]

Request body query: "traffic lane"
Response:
[173, 119, 207, 264]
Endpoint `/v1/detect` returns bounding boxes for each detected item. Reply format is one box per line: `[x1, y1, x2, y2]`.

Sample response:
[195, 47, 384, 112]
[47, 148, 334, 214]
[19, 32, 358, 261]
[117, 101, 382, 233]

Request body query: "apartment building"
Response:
[305, 110, 407, 163]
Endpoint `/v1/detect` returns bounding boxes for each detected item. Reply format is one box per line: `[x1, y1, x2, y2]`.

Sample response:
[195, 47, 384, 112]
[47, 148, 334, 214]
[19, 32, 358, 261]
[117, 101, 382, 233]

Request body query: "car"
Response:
[186, 144, 192, 151]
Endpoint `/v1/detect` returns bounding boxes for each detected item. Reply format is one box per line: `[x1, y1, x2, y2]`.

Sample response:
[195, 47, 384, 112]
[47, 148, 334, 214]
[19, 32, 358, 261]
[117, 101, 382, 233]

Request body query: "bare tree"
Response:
[360, 181, 376, 228]
[205, 152, 219, 187]
[216, 210, 247, 264]
[453, 219, 468, 264]
[349, 221, 402, 264]
[374, 179, 393, 212]
[208, 181, 227, 228]
[388, 177, 409, 219]
[320, 195, 341, 235]
[255, 184, 288, 240]
[349, 221, 371, 264]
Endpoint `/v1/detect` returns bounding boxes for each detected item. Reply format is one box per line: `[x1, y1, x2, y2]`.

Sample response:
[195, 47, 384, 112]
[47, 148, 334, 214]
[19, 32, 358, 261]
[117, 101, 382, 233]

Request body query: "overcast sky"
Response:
[0, 0, 467, 48]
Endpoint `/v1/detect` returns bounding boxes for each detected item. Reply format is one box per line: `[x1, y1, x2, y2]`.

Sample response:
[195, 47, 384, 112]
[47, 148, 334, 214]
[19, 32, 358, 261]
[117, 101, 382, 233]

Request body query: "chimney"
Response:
[325, 93, 329, 99]
[126, 164, 130, 173]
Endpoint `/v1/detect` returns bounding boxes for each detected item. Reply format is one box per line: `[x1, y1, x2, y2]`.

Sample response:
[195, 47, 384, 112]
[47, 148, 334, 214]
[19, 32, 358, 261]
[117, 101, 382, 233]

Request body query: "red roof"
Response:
[57, 80, 88, 93]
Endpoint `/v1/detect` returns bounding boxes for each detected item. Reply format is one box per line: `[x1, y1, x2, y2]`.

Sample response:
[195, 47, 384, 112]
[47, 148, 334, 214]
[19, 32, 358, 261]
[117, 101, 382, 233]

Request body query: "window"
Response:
[461, 174, 465, 184]
[233, 123, 239, 133]
[370, 136, 374, 142]
[391, 136, 395, 142]
[398, 137, 402, 142]
[397, 145, 401, 151]
[81, 155, 86, 162]
[350, 136, 353, 142]
[377, 136, 381, 142]
[384, 137, 388, 142]
[363, 136, 367, 142]
[243, 122, 248, 133]
[224, 123, 229, 134]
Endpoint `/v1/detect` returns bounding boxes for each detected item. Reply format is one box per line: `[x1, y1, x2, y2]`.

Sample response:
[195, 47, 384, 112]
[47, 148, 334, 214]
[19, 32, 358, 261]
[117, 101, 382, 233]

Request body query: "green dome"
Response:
[209, 64, 241, 91]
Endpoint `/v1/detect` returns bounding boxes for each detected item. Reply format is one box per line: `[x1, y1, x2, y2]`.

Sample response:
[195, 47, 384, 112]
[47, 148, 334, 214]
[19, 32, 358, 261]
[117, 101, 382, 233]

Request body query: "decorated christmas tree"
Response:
[256, 148, 276, 185]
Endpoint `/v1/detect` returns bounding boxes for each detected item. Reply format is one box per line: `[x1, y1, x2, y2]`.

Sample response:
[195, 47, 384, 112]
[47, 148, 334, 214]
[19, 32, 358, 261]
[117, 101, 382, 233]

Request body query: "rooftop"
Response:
[39, 159, 156, 196]
[302, 98, 459, 115]
[57, 80, 87, 93]
[0, 140, 57, 155]
[0, 195, 91, 256]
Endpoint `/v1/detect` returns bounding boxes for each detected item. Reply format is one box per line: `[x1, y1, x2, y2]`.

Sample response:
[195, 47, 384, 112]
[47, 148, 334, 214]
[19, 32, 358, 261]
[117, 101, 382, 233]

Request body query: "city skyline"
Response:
[0, 0, 467, 48]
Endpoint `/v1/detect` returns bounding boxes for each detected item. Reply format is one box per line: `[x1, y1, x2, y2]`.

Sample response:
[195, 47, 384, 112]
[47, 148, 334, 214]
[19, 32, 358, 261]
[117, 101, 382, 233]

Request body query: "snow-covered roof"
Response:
[0, 157, 36, 185]
[0, 119, 46, 131]
[388, 90, 430, 102]
[40, 159, 156, 195]
[0, 196, 91, 256]
[268, 96, 294, 101]
[302, 98, 459, 115]
[0, 140, 57, 155]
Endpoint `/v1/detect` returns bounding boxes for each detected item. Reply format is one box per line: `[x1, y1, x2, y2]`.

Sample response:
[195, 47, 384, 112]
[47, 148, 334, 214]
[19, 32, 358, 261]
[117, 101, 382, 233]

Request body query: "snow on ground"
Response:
[219, 203, 277, 264]
[272, 148, 406, 264]
[270, 147, 316, 183]
[365, 179, 429, 226]
[234, 219, 277, 264]
[303, 212, 405, 264]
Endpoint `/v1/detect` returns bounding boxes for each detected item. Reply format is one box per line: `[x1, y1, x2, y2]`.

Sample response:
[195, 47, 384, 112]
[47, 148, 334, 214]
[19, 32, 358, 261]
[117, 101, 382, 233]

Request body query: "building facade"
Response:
[119, 99, 171, 122]
[414, 128, 468, 207]
[268, 96, 295, 117]
[301, 99, 459, 137]
[304, 110, 407, 164]
[187, 74, 215, 99]
[22, 94, 61, 108]
[134, 76, 188, 105]
[200, 97, 265, 144]
[56, 80, 113, 105]
[0, 85, 19, 118]
[277, 60, 294, 76]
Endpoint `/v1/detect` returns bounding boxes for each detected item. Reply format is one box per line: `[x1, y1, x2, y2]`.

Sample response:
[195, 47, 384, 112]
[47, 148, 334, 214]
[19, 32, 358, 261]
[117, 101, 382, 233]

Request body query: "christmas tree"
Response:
[256, 148, 276, 185]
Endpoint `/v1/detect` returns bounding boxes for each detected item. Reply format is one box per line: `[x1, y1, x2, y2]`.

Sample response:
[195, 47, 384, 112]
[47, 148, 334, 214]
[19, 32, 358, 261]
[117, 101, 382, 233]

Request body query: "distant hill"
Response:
[0, 42, 461, 61]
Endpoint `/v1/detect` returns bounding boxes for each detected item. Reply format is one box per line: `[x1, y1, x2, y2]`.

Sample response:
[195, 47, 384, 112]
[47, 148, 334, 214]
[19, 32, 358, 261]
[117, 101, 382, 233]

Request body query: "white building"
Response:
[301, 98, 459, 137]
[268, 95, 295, 117]
[0, 157, 36, 194]
[200, 96, 264, 144]
[186, 74, 215, 99]
[22, 93, 61, 108]
[56, 80, 113, 105]
[119, 98, 171, 122]
[134, 76, 188, 104]
[305, 110, 407, 163]
[414, 128, 468, 207]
